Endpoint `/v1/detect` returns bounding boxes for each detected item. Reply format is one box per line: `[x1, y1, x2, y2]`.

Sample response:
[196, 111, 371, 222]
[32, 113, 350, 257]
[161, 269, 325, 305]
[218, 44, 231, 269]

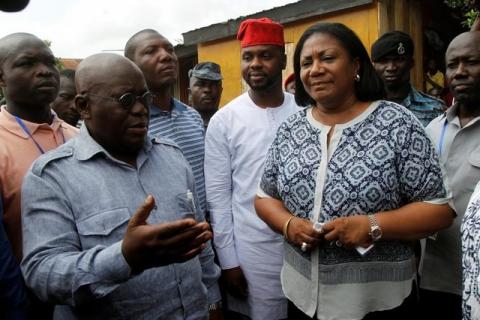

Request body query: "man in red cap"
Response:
[284, 73, 295, 94]
[205, 17, 301, 320]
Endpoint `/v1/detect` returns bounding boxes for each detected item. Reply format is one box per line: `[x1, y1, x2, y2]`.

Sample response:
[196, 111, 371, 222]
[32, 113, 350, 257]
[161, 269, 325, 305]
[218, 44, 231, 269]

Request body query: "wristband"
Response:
[283, 216, 295, 242]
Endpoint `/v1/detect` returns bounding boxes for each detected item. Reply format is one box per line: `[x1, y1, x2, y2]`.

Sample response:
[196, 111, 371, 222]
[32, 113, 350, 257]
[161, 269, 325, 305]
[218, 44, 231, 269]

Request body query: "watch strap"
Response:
[368, 214, 382, 241]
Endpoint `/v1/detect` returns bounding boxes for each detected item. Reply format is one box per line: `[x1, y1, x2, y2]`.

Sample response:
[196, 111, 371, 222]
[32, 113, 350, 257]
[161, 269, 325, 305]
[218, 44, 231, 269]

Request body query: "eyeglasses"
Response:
[86, 91, 154, 109]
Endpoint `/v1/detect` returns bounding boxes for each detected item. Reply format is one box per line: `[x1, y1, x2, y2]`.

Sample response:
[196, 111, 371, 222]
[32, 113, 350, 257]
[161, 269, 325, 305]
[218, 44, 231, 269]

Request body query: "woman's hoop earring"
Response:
[354, 74, 360, 82]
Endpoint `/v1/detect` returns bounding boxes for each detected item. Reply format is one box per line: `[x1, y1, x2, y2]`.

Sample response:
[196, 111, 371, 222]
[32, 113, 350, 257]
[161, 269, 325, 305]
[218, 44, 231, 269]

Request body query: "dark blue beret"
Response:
[371, 31, 414, 62]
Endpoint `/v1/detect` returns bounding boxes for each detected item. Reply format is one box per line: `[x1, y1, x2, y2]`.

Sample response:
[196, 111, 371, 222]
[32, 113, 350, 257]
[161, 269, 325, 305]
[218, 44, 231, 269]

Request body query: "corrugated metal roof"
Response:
[182, 0, 372, 45]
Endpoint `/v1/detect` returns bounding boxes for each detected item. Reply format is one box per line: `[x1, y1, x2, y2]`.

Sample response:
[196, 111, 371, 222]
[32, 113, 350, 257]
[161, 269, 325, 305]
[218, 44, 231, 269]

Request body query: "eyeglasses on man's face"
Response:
[86, 91, 154, 109]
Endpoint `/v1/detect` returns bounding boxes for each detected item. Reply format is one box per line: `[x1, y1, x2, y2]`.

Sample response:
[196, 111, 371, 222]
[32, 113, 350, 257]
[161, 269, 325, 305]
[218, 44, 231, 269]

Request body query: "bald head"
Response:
[76, 53, 145, 94]
[0, 32, 59, 111]
[446, 31, 480, 57]
[124, 29, 161, 60]
[124, 30, 177, 91]
[75, 53, 150, 159]
[446, 31, 480, 107]
[0, 32, 50, 66]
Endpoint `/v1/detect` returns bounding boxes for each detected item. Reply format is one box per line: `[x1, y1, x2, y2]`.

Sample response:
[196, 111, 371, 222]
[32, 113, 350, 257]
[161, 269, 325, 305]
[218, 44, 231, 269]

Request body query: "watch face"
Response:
[371, 226, 382, 240]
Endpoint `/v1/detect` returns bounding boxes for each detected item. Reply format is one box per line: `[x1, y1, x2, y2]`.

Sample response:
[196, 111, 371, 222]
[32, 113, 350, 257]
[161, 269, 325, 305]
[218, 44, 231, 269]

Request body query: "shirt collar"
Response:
[149, 98, 187, 118]
[74, 124, 154, 162]
[401, 85, 420, 106]
[0, 105, 64, 139]
[444, 103, 480, 128]
[445, 103, 458, 123]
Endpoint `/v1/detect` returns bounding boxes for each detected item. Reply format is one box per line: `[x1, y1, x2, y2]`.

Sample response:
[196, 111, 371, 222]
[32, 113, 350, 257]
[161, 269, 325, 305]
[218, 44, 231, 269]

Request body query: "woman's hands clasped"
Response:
[287, 215, 375, 252]
[286, 217, 324, 252]
[322, 215, 372, 249]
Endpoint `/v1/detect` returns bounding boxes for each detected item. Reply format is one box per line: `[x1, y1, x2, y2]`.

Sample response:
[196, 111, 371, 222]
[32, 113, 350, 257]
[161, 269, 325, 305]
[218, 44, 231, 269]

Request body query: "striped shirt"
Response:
[149, 99, 207, 213]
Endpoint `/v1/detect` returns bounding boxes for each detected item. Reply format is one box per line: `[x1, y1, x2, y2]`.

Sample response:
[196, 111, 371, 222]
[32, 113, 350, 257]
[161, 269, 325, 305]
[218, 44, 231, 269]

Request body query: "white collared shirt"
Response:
[204, 92, 301, 319]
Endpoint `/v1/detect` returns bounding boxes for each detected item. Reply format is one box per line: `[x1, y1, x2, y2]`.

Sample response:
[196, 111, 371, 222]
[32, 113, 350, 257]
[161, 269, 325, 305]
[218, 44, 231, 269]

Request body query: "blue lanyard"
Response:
[437, 118, 448, 157]
[15, 116, 66, 155]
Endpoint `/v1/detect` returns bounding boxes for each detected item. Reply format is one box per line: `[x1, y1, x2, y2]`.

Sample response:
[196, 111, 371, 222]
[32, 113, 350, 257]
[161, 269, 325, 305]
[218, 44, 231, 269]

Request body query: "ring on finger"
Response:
[301, 242, 308, 252]
[335, 240, 343, 247]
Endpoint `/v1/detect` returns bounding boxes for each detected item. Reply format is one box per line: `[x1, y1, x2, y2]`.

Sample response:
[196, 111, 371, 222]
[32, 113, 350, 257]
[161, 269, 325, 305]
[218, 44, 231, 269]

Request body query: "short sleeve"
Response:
[258, 127, 283, 199]
[397, 118, 447, 203]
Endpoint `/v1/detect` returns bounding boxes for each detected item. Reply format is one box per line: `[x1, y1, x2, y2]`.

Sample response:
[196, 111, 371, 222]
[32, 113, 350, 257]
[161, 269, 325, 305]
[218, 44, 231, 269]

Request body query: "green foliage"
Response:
[43, 39, 64, 70]
[54, 57, 64, 71]
[444, 0, 479, 27]
[464, 9, 479, 27]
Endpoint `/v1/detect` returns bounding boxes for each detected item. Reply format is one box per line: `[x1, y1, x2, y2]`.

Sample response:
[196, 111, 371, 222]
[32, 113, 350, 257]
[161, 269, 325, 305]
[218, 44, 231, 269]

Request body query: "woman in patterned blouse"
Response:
[254, 23, 454, 320]
[462, 181, 480, 320]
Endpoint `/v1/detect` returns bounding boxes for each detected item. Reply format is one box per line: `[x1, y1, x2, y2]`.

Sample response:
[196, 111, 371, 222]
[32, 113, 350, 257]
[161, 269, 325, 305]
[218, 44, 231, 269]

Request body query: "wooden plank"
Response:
[409, 0, 424, 90]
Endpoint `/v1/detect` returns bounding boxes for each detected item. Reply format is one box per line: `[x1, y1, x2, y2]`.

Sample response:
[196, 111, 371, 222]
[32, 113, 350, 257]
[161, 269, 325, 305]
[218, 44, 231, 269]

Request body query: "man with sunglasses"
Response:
[125, 29, 208, 219]
[21, 53, 221, 319]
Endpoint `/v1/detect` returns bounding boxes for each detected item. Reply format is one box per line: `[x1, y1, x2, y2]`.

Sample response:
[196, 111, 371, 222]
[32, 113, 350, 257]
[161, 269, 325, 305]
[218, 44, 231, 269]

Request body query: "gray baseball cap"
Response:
[188, 62, 222, 81]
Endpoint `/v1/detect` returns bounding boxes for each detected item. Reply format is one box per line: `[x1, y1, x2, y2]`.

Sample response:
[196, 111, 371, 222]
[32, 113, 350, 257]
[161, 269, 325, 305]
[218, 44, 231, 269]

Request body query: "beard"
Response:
[455, 92, 480, 109]
[453, 81, 480, 108]
[193, 103, 217, 113]
[383, 77, 408, 91]
[245, 74, 281, 92]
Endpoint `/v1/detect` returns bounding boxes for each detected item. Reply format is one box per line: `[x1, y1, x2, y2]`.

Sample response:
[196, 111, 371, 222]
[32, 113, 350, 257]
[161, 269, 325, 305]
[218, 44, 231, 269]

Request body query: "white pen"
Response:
[186, 189, 197, 219]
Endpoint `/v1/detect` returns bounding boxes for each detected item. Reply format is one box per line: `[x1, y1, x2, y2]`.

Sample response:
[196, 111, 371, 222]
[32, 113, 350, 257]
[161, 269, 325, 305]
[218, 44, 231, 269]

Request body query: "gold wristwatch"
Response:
[368, 214, 382, 242]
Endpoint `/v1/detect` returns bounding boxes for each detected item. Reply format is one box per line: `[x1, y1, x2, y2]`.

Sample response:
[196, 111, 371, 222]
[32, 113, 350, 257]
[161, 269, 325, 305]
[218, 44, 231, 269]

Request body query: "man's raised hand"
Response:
[122, 195, 212, 274]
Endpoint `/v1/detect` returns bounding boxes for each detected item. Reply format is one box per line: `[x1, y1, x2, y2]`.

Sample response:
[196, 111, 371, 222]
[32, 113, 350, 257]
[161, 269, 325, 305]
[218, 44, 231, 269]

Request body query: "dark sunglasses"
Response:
[86, 91, 154, 109]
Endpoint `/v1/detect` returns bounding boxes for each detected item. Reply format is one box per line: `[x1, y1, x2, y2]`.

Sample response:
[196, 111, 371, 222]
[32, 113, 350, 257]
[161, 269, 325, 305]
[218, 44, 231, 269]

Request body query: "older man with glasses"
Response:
[20, 53, 221, 319]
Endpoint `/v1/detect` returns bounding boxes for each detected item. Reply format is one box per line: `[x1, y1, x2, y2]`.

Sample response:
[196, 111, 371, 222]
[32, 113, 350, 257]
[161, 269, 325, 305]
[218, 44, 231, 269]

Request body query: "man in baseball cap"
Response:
[188, 62, 223, 129]
[205, 17, 300, 320]
[372, 31, 444, 126]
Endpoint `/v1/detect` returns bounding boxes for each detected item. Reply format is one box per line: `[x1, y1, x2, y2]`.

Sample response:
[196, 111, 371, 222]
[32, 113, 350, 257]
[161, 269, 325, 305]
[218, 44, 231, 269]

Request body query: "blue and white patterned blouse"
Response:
[258, 100, 447, 319]
[462, 181, 480, 320]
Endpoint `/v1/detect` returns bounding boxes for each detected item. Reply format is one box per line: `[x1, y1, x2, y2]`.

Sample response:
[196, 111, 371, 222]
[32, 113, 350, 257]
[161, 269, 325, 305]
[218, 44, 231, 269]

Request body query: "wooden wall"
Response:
[378, 0, 423, 90]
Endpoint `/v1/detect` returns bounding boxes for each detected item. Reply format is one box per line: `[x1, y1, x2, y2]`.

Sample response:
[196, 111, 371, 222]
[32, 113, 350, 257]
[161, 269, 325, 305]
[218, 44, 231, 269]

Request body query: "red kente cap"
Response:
[237, 17, 284, 48]
[284, 73, 295, 89]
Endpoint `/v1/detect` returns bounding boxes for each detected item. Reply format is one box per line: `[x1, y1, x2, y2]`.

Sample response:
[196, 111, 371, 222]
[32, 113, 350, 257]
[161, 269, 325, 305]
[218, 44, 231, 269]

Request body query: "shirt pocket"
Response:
[469, 149, 480, 168]
[466, 149, 480, 193]
[76, 208, 131, 249]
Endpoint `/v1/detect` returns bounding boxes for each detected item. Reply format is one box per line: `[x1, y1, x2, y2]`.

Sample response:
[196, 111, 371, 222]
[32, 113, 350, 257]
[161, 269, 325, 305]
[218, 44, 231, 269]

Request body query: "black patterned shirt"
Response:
[258, 100, 447, 319]
[462, 181, 480, 320]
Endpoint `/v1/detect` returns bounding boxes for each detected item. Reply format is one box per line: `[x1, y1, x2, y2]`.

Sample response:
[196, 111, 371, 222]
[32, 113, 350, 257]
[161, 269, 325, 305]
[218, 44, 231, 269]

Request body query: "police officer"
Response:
[371, 31, 445, 126]
[188, 62, 223, 129]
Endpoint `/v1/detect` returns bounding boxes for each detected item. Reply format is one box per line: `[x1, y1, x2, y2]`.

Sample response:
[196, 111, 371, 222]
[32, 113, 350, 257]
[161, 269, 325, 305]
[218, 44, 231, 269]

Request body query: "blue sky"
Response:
[0, 0, 298, 58]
